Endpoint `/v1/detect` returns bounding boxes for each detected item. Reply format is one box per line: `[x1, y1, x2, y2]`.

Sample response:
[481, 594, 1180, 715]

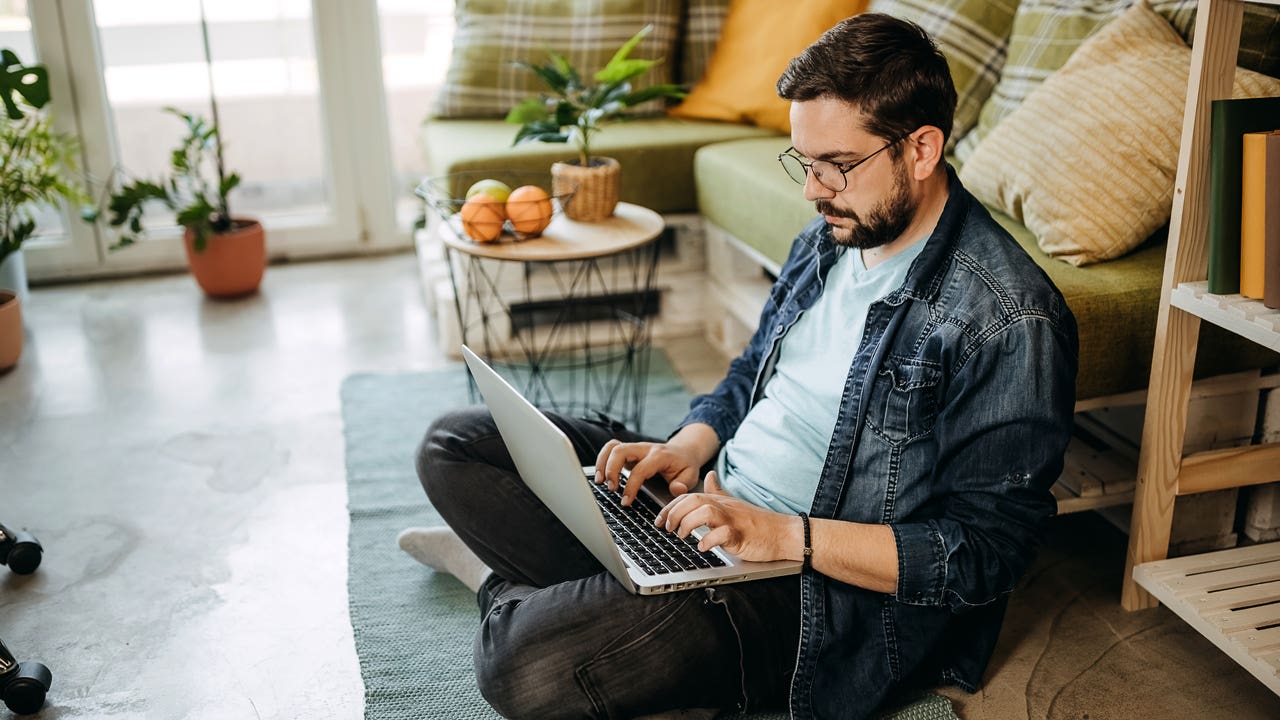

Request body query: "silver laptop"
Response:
[461, 345, 802, 595]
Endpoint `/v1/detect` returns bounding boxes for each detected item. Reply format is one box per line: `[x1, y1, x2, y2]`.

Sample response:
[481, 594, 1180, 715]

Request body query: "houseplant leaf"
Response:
[219, 172, 241, 198]
[588, 81, 628, 109]
[512, 119, 567, 145]
[505, 98, 550, 124]
[514, 61, 571, 96]
[593, 25, 654, 84]
[595, 58, 657, 85]
[622, 83, 687, 106]
[0, 48, 50, 120]
[176, 196, 216, 252]
[547, 50, 581, 89]
[553, 101, 579, 127]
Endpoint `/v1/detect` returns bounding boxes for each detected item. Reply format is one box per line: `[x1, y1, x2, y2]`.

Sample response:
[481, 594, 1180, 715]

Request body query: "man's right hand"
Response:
[593, 423, 720, 507]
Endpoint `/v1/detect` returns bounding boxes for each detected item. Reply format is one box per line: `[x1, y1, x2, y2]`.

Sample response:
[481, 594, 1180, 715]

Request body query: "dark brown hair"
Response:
[777, 13, 957, 149]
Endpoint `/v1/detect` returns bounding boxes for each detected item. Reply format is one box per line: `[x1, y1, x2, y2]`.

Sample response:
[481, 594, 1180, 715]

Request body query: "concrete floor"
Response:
[1, 253, 1278, 719]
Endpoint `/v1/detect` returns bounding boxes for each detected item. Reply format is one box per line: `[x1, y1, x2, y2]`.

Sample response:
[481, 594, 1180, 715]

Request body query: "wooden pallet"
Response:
[1133, 542, 1280, 694]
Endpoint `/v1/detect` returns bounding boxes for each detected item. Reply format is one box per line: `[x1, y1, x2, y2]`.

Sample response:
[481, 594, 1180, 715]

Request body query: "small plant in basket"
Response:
[504, 25, 685, 222]
[505, 25, 684, 168]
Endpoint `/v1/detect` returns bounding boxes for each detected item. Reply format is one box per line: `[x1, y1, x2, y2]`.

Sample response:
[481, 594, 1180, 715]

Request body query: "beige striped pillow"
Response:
[959, 1, 1280, 266]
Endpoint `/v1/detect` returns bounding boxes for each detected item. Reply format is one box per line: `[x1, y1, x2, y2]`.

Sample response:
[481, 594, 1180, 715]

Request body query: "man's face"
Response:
[789, 98, 919, 250]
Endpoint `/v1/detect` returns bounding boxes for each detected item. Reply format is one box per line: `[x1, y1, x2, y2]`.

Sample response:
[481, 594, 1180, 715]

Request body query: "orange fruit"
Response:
[506, 185, 554, 236]
[459, 193, 506, 242]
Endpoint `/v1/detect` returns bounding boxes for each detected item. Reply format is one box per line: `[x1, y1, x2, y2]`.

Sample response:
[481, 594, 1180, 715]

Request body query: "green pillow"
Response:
[679, 0, 731, 86]
[868, 0, 1020, 150]
[431, 0, 682, 119]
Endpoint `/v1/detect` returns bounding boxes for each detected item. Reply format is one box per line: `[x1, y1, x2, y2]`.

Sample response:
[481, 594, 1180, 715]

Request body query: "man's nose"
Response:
[803, 171, 834, 202]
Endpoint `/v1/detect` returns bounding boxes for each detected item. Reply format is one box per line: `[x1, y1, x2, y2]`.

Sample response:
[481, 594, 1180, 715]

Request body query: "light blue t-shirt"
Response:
[717, 240, 928, 514]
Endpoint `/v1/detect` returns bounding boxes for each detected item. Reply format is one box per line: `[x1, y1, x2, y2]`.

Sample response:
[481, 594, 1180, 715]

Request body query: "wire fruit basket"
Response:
[416, 171, 574, 243]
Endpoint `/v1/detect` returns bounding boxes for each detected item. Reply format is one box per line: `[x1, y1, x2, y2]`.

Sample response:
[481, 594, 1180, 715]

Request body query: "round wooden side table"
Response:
[439, 202, 665, 430]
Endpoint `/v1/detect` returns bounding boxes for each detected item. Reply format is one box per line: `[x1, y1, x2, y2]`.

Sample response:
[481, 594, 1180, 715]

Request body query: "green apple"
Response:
[465, 179, 512, 203]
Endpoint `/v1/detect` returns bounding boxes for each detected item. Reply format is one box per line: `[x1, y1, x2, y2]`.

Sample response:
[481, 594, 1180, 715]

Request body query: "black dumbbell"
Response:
[0, 639, 51, 715]
[0, 524, 41, 575]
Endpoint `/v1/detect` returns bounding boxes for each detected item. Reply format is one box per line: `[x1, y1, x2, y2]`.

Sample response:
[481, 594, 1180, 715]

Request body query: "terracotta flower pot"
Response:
[184, 218, 266, 298]
[552, 157, 621, 222]
[0, 290, 22, 372]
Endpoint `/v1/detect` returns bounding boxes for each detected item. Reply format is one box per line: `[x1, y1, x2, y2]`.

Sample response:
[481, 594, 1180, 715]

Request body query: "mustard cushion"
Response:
[668, 0, 870, 134]
[959, 1, 1280, 266]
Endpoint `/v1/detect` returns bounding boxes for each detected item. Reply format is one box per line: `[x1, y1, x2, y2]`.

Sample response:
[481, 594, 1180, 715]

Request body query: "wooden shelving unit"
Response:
[1124, 0, 1280, 694]
[1133, 543, 1280, 693]
[1170, 282, 1280, 351]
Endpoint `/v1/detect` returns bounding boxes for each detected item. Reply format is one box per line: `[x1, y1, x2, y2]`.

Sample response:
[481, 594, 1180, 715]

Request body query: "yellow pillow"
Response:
[668, 0, 870, 133]
[959, 1, 1280, 266]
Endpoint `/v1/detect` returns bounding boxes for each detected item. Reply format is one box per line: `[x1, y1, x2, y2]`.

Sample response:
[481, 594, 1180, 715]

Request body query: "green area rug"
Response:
[340, 350, 958, 719]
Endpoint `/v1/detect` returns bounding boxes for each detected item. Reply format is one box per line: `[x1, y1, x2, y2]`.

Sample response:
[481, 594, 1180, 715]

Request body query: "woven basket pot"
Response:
[552, 157, 621, 222]
[0, 290, 21, 372]
[184, 218, 266, 298]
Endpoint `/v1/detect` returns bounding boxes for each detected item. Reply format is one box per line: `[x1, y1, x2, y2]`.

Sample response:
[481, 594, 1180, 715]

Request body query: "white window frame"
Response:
[23, 0, 409, 282]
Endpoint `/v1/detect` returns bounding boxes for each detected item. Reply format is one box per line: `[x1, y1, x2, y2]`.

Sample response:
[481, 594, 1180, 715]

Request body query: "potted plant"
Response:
[101, 108, 263, 298]
[97, 0, 264, 298]
[0, 49, 87, 371]
[505, 25, 684, 222]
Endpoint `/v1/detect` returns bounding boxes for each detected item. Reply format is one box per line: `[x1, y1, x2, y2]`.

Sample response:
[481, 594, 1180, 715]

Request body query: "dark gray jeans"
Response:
[415, 406, 800, 719]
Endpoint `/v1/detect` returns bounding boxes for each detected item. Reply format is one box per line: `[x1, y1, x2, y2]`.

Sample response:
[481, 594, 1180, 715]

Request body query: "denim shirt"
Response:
[677, 168, 1079, 719]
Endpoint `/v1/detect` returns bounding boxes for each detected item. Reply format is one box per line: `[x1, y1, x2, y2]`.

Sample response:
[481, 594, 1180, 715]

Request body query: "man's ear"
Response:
[908, 126, 945, 181]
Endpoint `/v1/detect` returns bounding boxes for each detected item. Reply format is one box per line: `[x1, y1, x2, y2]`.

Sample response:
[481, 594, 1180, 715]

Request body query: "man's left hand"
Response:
[654, 471, 801, 563]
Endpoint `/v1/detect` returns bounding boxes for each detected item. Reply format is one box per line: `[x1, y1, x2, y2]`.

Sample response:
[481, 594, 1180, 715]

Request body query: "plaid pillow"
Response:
[1161, 3, 1280, 78]
[1239, 5, 1280, 77]
[869, 0, 1019, 151]
[954, 0, 1203, 161]
[679, 0, 731, 86]
[431, 0, 682, 119]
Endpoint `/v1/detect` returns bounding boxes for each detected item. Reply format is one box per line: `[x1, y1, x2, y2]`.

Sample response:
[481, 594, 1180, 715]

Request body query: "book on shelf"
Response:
[1240, 129, 1279, 303]
[1206, 96, 1280, 295]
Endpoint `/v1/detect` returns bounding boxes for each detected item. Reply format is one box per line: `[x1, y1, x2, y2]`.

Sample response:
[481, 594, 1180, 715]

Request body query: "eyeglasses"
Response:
[778, 135, 905, 192]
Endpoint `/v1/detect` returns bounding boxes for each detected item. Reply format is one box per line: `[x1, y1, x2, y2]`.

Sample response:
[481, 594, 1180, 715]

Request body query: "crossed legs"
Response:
[408, 407, 799, 719]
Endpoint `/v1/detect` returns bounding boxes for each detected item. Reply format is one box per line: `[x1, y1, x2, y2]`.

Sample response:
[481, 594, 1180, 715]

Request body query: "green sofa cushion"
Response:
[422, 118, 778, 214]
[989, 212, 1279, 400]
[693, 135, 806, 266]
[694, 137, 1279, 401]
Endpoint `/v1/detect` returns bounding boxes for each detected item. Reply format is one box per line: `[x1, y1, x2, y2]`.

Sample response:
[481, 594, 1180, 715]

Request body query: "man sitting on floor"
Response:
[400, 13, 1078, 720]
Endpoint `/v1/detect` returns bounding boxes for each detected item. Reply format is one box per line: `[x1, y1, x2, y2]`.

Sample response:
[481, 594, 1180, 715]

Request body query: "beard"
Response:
[816, 160, 917, 249]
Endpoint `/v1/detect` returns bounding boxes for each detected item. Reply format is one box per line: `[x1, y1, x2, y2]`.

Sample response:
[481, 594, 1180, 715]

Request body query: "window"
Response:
[20, 0, 450, 280]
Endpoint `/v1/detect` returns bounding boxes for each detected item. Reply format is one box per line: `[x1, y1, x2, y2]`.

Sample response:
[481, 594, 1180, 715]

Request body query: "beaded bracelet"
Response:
[799, 512, 813, 570]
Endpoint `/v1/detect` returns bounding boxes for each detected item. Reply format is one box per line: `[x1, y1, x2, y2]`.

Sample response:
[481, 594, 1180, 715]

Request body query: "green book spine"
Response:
[1265, 132, 1280, 310]
[1207, 96, 1280, 295]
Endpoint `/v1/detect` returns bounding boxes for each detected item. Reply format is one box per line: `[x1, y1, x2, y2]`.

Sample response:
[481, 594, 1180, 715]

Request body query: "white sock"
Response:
[397, 526, 493, 592]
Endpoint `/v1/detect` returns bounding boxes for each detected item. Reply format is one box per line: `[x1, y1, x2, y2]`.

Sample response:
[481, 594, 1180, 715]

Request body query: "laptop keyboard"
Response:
[588, 476, 727, 576]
